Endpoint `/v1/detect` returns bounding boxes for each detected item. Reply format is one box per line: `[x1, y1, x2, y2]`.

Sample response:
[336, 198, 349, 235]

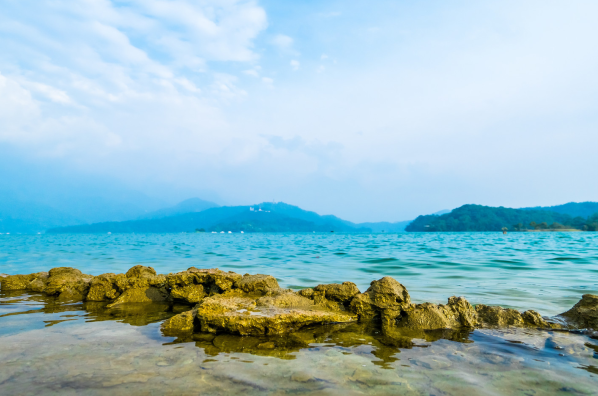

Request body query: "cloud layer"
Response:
[1, 0, 598, 221]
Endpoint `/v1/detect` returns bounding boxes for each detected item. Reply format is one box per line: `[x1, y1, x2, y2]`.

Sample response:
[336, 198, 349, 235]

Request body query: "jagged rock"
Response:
[44, 267, 93, 302]
[313, 282, 360, 305]
[107, 286, 171, 307]
[161, 310, 196, 334]
[476, 304, 524, 326]
[195, 294, 356, 336]
[521, 310, 549, 327]
[389, 296, 478, 331]
[192, 268, 242, 292]
[560, 294, 598, 329]
[1, 272, 48, 291]
[298, 288, 314, 299]
[87, 273, 126, 301]
[234, 274, 279, 295]
[126, 265, 157, 278]
[349, 277, 411, 319]
[171, 284, 205, 303]
[257, 291, 315, 309]
[166, 268, 211, 303]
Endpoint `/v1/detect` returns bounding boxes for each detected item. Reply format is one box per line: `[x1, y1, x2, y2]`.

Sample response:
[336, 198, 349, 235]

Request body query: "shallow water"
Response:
[1, 232, 598, 394]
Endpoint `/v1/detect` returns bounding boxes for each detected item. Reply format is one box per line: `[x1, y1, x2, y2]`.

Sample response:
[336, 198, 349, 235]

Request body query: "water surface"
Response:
[1, 232, 598, 394]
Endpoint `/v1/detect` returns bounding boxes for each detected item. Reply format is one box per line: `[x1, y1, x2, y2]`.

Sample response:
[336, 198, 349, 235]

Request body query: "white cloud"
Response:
[243, 69, 260, 77]
[261, 77, 274, 85]
[290, 60, 300, 71]
[271, 34, 294, 49]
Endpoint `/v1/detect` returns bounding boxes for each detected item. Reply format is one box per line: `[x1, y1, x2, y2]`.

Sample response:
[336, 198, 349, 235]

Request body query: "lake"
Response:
[1, 232, 597, 394]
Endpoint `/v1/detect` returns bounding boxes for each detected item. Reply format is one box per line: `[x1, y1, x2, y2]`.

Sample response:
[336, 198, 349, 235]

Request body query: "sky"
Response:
[1, 0, 598, 222]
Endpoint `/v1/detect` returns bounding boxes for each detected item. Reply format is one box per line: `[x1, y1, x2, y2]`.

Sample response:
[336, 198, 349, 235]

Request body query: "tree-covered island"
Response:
[406, 204, 598, 232]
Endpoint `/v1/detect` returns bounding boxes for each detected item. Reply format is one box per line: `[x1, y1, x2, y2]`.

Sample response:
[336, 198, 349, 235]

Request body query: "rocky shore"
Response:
[1, 266, 597, 345]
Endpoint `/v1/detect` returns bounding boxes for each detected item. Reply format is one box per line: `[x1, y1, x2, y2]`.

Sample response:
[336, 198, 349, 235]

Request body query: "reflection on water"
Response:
[1, 290, 597, 394]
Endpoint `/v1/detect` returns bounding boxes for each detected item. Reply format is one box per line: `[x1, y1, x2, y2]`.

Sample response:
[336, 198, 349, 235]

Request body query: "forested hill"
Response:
[405, 204, 598, 232]
[46, 202, 372, 234]
[521, 202, 598, 219]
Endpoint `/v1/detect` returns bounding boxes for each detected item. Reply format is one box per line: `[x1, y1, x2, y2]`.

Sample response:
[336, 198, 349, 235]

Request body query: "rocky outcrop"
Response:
[193, 293, 356, 336]
[2, 266, 592, 341]
[43, 267, 93, 302]
[349, 277, 411, 320]
[1, 272, 48, 291]
[391, 296, 477, 331]
[559, 294, 598, 329]
[87, 273, 126, 301]
[234, 274, 279, 295]
[107, 265, 170, 307]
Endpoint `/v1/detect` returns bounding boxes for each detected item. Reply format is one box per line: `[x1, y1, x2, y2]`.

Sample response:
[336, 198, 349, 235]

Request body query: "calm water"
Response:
[1, 232, 598, 394]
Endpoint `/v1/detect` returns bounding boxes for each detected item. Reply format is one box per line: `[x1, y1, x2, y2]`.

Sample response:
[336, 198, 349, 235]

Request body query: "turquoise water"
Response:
[1, 232, 598, 394]
[2, 232, 597, 315]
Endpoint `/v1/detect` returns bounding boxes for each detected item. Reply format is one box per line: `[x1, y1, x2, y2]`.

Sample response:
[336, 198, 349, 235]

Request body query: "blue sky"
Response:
[1, 0, 598, 222]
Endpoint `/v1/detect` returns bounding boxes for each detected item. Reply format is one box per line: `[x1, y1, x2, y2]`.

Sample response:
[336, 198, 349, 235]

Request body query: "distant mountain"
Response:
[356, 221, 412, 233]
[406, 204, 588, 232]
[521, 202, 598, 219]
[46, 202, 373, 234]
[139, 198, 219, 220]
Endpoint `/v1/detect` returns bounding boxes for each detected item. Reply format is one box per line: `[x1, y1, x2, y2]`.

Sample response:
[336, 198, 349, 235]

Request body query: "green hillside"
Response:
[521, 202, 598, 219]
[406, 204, 598, 232]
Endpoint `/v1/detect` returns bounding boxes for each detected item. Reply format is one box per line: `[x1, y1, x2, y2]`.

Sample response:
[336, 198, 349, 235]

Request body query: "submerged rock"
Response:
[560, 294, 598, 329]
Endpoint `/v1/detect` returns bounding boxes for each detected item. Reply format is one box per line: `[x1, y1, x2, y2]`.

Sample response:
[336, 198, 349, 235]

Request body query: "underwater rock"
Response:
[0, 272, 48, 291]
[87, 273, 126, 301]
[475, 304, 524, 326]
[560, 294, 598, 329]
[44, 267, 93, 302]
[349, 277, 411, 319]
[234, 274, 279, 295]
[195, 294, 356, 336]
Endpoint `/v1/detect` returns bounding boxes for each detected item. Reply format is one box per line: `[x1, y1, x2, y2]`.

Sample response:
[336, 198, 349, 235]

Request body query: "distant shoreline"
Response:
[522, 229, 582, 232]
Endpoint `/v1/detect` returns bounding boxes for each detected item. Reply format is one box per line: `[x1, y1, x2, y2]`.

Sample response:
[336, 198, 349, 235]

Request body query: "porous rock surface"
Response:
[559, 294, 598, 329]
[2, 265, 595, 341]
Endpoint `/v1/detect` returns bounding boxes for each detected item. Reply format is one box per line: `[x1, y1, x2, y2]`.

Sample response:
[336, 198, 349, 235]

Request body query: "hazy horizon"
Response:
[2, 1, 597, 223]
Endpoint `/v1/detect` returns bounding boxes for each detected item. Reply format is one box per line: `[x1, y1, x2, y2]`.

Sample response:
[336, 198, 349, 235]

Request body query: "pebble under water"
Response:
[1, 232, 598, 394]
